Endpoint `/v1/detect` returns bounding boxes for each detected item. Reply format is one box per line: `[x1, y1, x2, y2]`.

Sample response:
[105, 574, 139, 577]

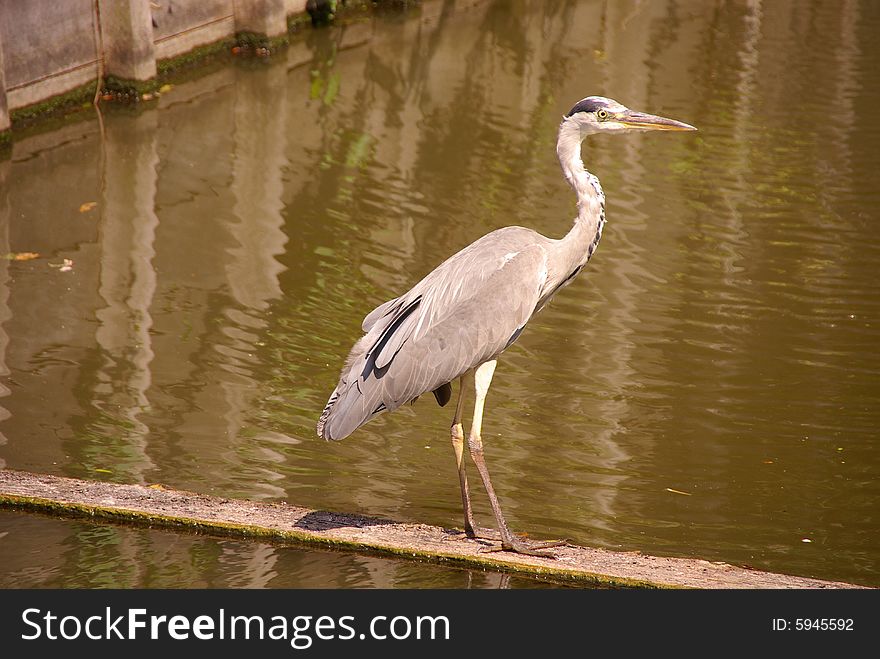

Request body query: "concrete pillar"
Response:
[234, 0, 289, 40]
[97, 0, 157, 83]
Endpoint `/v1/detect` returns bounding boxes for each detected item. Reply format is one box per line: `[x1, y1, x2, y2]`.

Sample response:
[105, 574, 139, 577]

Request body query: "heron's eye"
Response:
[596, 109, 609, 121]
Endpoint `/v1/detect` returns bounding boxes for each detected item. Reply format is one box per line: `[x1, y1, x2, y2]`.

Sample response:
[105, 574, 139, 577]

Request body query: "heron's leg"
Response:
[466, 360, 561, 558]
[450, 374, 478, 538]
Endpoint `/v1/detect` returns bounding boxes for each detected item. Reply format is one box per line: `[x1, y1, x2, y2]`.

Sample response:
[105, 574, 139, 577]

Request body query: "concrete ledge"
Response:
[0, 469, 866, 589]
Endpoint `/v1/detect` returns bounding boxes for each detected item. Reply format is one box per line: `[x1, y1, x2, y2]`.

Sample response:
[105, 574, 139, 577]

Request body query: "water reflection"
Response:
[0, 511, 556, 589]
[0, 0, 877, 587]
[94, 112, 159, 480]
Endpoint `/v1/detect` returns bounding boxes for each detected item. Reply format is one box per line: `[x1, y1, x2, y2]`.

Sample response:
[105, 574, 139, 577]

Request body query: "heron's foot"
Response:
[480, 536, 568, 558]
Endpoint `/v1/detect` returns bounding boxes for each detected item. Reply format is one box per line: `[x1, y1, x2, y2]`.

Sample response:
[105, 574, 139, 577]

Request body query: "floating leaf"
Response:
[49, 258, 74, 272]
[94, 468, 112, 474]
[4, 252, 39, 261]
[79, 201, 97, 213]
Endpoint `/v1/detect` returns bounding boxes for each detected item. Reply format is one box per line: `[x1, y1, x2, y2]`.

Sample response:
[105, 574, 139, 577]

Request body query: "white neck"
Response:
[552, 117, 606, 277]
[556, 119, 604, 222]
[529, 118, 608, 302]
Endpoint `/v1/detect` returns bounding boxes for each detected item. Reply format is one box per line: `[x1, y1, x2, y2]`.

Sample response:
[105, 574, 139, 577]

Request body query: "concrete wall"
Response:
[0, 0, 310, 134]
[151, 0, 236, 62]
[0, 0, 98, 113]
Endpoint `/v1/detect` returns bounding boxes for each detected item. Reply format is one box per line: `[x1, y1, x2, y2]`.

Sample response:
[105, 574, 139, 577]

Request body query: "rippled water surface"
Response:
[1, 0, 878, 587]
[0, 511, 552, 588]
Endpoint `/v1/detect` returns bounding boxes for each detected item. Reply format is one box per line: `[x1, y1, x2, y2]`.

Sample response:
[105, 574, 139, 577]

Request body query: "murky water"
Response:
[1, 0, 878, 587]
[0, 511, 554, 588]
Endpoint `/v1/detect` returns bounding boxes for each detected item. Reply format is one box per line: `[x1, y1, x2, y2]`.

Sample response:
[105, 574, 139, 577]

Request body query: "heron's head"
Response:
[563, 96, 696, 136]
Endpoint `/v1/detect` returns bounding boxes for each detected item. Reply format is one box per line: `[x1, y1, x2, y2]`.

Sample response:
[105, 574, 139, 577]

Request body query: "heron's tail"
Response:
[316, 374, 387, 441]
[315, 390, 339, 439]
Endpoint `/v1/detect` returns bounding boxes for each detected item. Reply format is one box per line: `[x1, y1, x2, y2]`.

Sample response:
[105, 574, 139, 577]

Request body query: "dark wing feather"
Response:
[432, 382, 452, 407]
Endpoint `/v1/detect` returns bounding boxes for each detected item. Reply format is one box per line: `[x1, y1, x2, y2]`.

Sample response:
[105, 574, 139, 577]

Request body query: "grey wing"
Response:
[317, 243, 548, 440]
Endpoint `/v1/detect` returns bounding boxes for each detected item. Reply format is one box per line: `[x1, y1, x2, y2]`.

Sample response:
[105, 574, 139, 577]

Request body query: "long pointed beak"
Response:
[619, 110, 697, 132]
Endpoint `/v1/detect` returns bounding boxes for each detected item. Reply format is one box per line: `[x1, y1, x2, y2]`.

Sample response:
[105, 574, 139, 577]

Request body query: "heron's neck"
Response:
[556, 120, 606, 266]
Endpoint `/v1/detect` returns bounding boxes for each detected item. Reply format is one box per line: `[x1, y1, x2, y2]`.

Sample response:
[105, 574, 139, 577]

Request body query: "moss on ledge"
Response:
[10, 80, 97, 129]
[157, 38, 237, 77]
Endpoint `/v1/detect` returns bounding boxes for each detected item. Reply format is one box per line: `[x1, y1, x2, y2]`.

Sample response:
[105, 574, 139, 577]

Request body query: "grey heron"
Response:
[317, 96, 696, 556]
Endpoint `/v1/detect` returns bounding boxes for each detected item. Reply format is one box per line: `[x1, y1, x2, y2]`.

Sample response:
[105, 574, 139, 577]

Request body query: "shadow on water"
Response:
[0, 0, 879, 587]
